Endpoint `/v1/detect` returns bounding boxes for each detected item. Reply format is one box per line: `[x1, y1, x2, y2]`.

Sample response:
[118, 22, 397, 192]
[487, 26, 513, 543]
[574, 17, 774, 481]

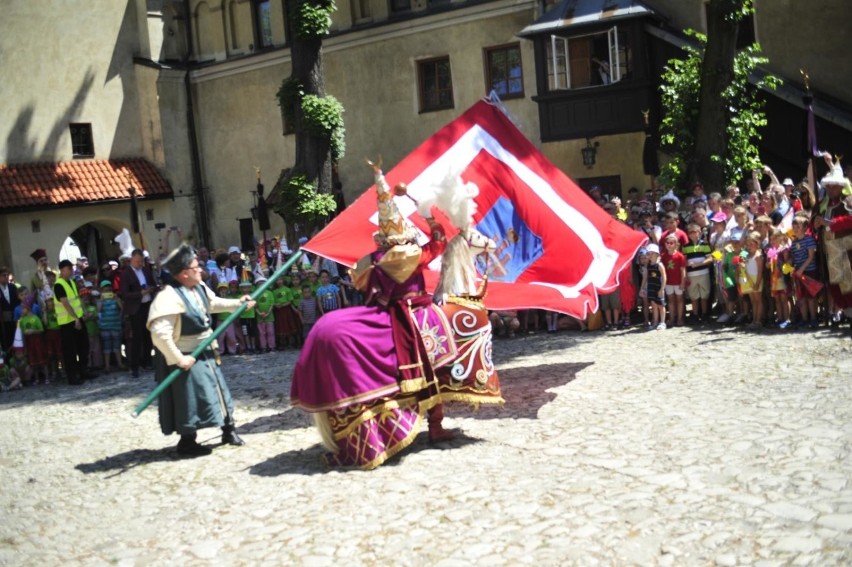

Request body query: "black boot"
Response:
[177, 433, 212, 457]
[221, 425, 245, 446]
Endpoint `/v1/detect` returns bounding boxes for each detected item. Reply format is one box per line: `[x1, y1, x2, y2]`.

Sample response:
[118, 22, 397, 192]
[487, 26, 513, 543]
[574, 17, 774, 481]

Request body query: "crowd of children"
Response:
[490, 158, 852, 336]
[596, 158, 852, 333]
[0, 243, 357, 392]
[209, 266, 349, 356]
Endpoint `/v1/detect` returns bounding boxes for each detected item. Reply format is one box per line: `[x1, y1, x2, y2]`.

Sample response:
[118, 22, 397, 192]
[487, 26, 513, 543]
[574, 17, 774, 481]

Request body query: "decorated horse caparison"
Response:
[290, 163, 503, 469]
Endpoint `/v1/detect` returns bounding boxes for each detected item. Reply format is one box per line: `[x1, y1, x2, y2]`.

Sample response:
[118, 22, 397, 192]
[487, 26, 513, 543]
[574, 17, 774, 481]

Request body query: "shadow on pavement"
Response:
[238, 406, 314, 434]
[76, 447, 177, 478]
[248, 444, 328, 476]
[249, 432, 483, 477]
[452, 361, 592, 421]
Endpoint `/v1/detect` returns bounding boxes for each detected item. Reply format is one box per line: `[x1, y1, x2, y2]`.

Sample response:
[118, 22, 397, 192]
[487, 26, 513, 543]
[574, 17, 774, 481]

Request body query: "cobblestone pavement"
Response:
[1, 323, 851, 566]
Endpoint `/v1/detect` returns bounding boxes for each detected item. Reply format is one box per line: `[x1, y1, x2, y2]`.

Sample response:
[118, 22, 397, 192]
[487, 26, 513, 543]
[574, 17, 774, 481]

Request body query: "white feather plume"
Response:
[114, 228, 135, 257]
[420, 169, 479, 230]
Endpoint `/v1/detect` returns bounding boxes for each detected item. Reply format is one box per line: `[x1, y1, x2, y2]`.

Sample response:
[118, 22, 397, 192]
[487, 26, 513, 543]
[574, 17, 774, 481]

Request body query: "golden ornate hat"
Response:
[372, 165, 418, 247]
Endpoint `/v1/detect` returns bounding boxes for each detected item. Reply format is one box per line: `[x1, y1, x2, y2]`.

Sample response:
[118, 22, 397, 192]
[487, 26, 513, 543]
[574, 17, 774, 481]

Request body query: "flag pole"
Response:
[124, 171, 149, 254]
[801, 68, 832, 324]
[131, 251, 303, 417]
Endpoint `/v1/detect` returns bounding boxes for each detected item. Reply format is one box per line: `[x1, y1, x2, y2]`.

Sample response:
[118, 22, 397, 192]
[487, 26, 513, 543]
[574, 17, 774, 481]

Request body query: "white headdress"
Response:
[115, 228, 135, 258]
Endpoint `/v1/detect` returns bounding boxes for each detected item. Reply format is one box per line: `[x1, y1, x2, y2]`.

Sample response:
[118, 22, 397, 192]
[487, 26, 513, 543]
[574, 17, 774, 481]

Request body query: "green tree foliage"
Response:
[658, 30, 779, 190]
[293, 0, 334, 39]
[276, 173, 337, 229]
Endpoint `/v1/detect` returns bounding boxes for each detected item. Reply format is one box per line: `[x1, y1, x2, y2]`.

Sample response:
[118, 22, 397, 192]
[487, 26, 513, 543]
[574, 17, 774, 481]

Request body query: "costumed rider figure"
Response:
[290, 158, 458, 469]
[813, 156, 852, 322]
[146, 243, 256, 457]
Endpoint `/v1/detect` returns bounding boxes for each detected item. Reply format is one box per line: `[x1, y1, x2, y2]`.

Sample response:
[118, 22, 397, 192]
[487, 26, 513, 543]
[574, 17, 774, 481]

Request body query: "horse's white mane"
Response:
[418, 169, 479, 231]
[423, 169, 486, 299]
[435, 233, 479, 299]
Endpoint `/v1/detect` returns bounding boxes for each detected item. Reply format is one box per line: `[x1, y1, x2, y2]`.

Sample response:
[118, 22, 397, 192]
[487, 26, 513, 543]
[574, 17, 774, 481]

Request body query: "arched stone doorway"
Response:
[61, 219, 129, 269]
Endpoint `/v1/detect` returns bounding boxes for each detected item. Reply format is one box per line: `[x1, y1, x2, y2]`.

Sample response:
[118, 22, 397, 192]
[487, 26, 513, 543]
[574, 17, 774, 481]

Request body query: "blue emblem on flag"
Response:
[475, 196, 543, 282]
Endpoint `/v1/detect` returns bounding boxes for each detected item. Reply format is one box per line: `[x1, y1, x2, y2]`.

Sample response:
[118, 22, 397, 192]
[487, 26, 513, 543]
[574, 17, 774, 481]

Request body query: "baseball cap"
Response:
[646, 243, 660, 254]
[782, 178, 794, 186]
[58, 259, 73, 269]
[711, 211, 728, 223]
[228, 246, 241, 254]
[99, 280, 113, 288]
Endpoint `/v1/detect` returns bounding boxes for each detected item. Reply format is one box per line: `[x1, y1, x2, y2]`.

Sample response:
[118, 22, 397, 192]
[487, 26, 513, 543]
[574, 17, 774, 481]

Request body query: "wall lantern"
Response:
[581, 138, 600, 168]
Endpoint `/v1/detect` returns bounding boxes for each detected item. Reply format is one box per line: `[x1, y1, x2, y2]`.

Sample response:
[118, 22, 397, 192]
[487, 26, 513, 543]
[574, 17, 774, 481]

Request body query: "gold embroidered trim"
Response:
[439, 392, 505, 407]
[398, 377, 427, 393]
[328, 392, 442, 449]
[446, 296, 485, 310]
[291, 383, 401, 412]
[358, 413, 424, 470]
[330, 396, 418, 439]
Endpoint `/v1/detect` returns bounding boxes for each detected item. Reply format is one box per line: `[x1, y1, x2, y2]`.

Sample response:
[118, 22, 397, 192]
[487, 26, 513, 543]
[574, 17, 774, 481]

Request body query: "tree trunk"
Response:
[691, 0, 740, 189]
[291, 22, 332, 236]
[269, 0, 335, 243]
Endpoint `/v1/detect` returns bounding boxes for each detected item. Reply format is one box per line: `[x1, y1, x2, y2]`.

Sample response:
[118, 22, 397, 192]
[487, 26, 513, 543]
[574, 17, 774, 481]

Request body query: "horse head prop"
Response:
[423, 170, 498, 300]
[435, 225, 497, 300]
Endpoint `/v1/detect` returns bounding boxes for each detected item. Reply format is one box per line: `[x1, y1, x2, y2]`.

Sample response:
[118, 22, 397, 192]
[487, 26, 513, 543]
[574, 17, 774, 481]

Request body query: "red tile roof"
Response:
[0, 158, 173, 212]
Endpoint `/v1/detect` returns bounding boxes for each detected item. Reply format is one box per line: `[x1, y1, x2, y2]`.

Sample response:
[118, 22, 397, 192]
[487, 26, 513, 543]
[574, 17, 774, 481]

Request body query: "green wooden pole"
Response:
[131, 251, 304, 417]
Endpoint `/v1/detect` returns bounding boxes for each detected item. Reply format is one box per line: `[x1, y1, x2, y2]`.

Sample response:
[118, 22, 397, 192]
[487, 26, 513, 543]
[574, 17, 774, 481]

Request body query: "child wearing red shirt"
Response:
[661, 234, 687, 326]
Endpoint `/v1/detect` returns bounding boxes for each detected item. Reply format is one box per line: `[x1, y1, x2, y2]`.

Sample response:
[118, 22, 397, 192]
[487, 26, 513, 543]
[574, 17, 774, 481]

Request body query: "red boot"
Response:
[428, 404, 456, 443]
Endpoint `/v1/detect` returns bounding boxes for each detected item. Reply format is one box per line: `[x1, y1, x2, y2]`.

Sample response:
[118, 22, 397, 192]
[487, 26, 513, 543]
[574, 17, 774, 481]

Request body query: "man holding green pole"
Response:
[147, 244, 256, 457]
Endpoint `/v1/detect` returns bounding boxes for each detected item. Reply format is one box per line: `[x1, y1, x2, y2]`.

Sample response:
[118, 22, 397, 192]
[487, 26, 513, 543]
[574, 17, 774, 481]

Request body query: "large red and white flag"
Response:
[304, 99, 646, 317]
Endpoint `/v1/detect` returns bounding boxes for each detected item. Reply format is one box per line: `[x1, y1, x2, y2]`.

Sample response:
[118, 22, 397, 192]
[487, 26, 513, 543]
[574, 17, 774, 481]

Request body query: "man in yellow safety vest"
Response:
[54, 259, 91, 385]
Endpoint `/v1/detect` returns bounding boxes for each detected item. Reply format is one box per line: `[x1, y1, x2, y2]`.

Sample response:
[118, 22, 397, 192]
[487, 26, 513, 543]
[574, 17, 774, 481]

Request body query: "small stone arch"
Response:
[193, 0, 226, 60]
[64, 218, 133, 269]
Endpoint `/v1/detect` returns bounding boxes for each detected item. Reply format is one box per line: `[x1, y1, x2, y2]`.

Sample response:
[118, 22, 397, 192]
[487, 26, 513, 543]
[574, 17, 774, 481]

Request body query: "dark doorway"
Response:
[576, 175, 622, 200]
[67, 222, 124, 267]
[239, 218, 254, 252]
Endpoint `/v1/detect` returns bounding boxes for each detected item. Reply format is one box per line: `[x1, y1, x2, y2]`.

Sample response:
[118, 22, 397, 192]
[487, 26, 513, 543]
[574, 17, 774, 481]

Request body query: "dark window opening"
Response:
[546, 26, 630, 91]
[418, 56, 454, 112]
[70, 123, 94, 158]
[253, 0, 273, 48]
[390, 0, 411, 13]
[485, 44, 524, 99]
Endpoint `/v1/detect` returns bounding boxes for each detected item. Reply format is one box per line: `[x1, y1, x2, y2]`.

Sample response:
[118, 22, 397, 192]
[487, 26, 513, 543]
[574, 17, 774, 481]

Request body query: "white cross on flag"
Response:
[303, 99, 647, 317]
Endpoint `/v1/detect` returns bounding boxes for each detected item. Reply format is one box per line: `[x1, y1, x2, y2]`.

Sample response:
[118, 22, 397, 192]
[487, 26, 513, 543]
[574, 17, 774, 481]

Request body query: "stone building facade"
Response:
[2, 0, 849, 284]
